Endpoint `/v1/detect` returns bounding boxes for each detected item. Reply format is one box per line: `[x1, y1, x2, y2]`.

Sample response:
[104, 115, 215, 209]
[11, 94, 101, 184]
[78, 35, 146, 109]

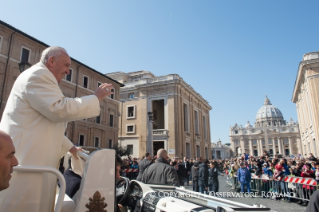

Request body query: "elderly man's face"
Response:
[49, 52, 71, 84]
[0, 136, 18, 191]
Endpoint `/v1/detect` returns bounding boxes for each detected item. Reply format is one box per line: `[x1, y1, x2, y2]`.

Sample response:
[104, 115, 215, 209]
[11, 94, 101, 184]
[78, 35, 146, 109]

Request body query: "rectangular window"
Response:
[96, 113, 101, 124]
[183, 103, 189, 132]
[203, 116, 207, 139]
[108, 139, 113, 148]
[128, 93, 134, 98]
[262, 140, 265, 145]
[268, 139, 272, 144]
[110, 89, 114, 99]
[196, 145, 200, 158]
[284, 139, 288, 144]
[21, 48, 30, 62]
[194, 110, 199, 135]
[127, 105, 136, 119]
[127, 145, 133, 155]
[269, 149, 273, 156]
[79, 135, 85, 146]
[236, 141, 239, 146]
[254, 150, 258, 156]
[66, 69, 72, 82]
[253, 140, 257, 145]
[83, 76, 88, 88]
[234, 130, 238, 134]
[285, 149, 290, 156]
[126, 124, 135, 133]
[109, 114, 114, 127]
[94, 137, 99, 147]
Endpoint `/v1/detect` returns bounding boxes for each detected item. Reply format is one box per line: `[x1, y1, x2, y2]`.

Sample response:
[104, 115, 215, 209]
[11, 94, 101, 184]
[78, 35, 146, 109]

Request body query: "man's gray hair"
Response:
[40, 46, 68, 64]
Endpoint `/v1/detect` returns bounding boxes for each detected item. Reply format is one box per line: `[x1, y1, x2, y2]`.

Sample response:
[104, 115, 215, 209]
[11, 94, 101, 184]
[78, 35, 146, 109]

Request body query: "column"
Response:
[249, 139, 253, 156]
[231, 139, 236, 155]
[278, 137, 283, 154]
[265, 137, 270, 151]
[288, 137, 293, 156]
[297, 137, 302, 156]
[272, 138, 277, 156]
[257, 139, 260, 156]
[259, 139, 263, 156]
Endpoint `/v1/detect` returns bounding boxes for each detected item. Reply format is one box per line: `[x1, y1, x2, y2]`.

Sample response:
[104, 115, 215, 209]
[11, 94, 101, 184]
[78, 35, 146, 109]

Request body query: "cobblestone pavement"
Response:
[185, 175, 307, 212]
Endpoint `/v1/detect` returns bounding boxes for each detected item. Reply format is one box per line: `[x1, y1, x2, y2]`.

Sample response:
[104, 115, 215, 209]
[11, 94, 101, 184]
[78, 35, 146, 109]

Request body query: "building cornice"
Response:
[292, 52, 319, 102]
[120, 74, 212, 109]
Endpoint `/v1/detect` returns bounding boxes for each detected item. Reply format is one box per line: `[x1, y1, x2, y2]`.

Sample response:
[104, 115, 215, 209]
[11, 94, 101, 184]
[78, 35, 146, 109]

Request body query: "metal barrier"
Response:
[232, 174, 317, 202]
[121, 168, 138, 180]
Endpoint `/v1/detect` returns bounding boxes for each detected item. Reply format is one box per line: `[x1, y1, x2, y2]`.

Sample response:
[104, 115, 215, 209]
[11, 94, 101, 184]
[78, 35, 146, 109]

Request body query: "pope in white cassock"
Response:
[0, 46, 114, 212]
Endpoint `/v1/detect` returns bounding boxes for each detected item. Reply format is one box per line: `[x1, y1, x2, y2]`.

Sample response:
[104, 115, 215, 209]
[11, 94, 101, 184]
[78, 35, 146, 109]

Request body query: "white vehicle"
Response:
[13, 149, 275, 212]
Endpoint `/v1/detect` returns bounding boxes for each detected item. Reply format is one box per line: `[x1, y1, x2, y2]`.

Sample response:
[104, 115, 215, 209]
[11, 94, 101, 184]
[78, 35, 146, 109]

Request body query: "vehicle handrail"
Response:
[13, 165, 66, 212]
[77, 151, 89, 161]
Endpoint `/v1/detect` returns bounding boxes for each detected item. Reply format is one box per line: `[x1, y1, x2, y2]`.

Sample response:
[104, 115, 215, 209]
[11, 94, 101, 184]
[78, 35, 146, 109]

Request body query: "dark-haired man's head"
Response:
[145, 152, 151, 160]
[116, 155, 123, 180]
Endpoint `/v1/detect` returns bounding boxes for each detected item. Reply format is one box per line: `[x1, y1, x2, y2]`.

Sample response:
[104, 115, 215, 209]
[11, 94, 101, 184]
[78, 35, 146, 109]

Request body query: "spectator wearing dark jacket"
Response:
[308, 153, 316, 161]
[208, 161, 223, 193]
[142, 149, 180, 186]
[198, 159, 209, 194]
[136, 153, 152, 181]
[189, 159, 194, 182]
[191, 159, 201, 192]
[292, 162, 303, 177]
[182, 157, 191, 186]
[177, 161, 186, 185]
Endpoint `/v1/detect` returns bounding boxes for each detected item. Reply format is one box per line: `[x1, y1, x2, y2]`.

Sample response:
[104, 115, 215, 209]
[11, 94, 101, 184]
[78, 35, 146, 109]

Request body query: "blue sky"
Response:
[1, 0, 318, 144]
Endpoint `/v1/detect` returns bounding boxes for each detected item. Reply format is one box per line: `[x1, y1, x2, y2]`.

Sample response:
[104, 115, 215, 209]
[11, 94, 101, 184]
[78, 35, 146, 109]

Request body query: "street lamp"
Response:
[19, 61, 31, 73]
[147, 111, 153, 156]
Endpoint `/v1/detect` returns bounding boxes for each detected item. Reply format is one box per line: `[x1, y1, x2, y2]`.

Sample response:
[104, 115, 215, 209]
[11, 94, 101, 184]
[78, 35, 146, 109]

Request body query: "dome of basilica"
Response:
[255, 96, 283, 121]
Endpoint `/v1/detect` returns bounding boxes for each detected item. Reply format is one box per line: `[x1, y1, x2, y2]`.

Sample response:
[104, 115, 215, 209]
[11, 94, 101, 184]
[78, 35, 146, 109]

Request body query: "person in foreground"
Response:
[0, 130, 18, 191]
[0, 46, 113, 212]
[142, 149, 180, 186]
[136, 152, 152, 181]
[237, 162, 251, 193]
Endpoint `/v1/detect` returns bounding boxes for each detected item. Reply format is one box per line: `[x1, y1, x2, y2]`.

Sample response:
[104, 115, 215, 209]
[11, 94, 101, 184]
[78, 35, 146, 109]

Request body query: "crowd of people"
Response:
[120, 149, 319, 210]
[121, 153, 224, 194]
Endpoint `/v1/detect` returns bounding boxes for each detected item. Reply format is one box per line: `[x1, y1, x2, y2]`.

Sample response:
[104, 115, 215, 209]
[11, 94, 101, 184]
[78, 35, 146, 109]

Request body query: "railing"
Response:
[13, 165, 66, 212]
[153, 129, 169, 135]
[231, 174, 317, 203]
[121, 168, 138, 180]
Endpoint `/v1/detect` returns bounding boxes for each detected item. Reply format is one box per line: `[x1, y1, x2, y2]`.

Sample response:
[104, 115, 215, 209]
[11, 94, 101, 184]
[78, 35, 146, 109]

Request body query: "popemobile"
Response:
[13, 149, 276, 212]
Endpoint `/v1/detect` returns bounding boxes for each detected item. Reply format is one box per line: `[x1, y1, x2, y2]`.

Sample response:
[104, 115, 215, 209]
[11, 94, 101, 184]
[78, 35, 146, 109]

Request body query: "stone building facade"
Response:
[230, 96, 301, 157]
[0, 20, 123, 149]
[106, 71, 212, 159]
[211, 139, 232, 159]
[292, 52, 319, 157]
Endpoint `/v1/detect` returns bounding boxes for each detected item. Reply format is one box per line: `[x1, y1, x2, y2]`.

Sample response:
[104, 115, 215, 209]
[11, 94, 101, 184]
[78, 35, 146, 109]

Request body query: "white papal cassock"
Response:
[0, 62, 100, 211]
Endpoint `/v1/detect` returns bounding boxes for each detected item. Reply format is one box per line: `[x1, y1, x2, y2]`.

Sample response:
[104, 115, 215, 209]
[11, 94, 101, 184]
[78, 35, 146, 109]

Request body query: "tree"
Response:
[111, 144, 130, 156]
